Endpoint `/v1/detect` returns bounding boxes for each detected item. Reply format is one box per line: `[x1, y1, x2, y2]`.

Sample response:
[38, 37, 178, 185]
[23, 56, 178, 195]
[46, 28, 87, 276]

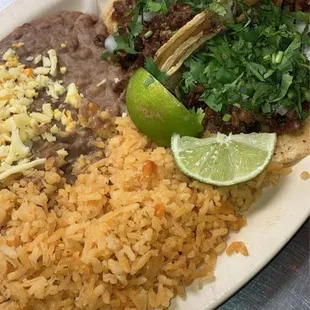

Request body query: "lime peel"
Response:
[171, 132, 277, 186]
[126, 68, 203, 147]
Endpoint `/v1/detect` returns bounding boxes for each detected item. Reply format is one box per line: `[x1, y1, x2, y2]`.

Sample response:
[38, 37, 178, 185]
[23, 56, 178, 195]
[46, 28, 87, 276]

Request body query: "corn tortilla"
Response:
[154, 11, 216, 64]
[273, 116, 310, 164]
[165, 31, 219, 76]
[98, 0, 118, 34]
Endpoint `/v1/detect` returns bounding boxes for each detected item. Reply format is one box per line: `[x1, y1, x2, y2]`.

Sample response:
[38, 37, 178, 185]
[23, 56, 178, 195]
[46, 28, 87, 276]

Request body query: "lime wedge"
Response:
[126, 68, 203, 146]
[171, 132, 277, 186]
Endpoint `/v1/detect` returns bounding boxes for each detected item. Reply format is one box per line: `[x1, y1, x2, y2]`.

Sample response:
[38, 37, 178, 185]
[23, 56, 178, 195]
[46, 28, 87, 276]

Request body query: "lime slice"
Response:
[171, 132, 277, 186]
[126, 68, 203, 146]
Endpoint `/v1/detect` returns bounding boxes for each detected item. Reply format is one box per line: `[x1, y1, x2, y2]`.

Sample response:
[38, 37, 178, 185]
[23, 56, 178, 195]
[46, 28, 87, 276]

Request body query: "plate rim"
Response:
[0, 1, 309, 309]
[205, 215, 309, 310]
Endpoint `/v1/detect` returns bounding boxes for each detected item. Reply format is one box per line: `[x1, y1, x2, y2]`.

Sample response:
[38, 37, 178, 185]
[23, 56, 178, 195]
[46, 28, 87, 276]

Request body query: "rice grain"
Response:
[0, 117, 284, 309]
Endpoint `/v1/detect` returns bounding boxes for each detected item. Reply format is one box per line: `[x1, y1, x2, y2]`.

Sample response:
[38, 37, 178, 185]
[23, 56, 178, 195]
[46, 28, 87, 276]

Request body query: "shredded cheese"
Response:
[65, 83, 82, 108]
[0, 158, 46, 181]
[5, 118, 29, 165]
[47, 49, 58, 77]
[33, 54, 42, 65]
[33, 67, 50, 75]
[42, 56, 51, 68]
[11, 42, 24, 48]
[60, 67, 67, 74]
[0, 48, 82, 181]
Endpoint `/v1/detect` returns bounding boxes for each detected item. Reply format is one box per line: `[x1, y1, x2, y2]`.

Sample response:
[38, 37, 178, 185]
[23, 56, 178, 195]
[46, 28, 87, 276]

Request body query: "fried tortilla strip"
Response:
[273, 117, 310, 164]
[98, 0, 261, 75]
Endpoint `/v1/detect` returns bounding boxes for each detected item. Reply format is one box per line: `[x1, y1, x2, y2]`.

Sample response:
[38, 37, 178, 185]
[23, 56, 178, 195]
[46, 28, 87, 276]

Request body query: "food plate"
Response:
[0, 0, 309, 309]
[170, 160, 310, 310]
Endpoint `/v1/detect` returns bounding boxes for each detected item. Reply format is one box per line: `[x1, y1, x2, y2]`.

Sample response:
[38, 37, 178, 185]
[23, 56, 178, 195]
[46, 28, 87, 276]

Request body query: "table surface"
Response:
[0, 0, 14, 11]
[218, 219, 310, 310]
[0, 1, 309, 309]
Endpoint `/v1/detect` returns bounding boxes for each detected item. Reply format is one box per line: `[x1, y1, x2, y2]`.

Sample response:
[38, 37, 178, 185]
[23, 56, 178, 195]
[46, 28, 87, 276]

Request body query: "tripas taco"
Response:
[98, 0, 261, 75]
[98, 0, 309, 164]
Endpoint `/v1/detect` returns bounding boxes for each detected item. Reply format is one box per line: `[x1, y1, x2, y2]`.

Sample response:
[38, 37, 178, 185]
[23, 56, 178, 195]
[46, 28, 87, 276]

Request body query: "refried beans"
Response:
[0, 11, 126, 179]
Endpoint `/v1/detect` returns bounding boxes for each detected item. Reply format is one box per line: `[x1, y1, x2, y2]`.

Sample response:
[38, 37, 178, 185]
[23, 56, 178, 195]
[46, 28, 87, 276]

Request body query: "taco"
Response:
[98, 0, 310, 164]
[153, 0, 265, 75]
[98, 0, 262, 77]
[97, 0, 241, 75]
[160, 0, 310, 164]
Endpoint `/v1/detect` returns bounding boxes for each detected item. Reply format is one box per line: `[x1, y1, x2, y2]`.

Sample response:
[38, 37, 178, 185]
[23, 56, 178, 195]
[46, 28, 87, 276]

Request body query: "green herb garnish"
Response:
[180, 0, 310, 119]
[101, 0, 225, 59]
[190, 107, 205, 124]
[179, 0, 214, 11]
[102, 0, 173, 58]
[222, 114, 231, 122]
[146, 0, 169, 13]
[207, 2, 227, 16]
[144, 57, 167, 85]
[115, 36, 137, 54]
[144, 30, 154, 38]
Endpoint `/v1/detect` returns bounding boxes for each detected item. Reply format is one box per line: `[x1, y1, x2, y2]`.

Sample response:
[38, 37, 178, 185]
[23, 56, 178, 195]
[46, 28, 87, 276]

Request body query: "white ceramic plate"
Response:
[0, 1, 309, 309]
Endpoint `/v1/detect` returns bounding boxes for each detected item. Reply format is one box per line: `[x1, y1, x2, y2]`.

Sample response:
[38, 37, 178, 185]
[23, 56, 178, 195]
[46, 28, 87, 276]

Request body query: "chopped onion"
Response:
[104, 35, 117, 53]
[143, 12, 153, 22]
[277, 106, 288, 116]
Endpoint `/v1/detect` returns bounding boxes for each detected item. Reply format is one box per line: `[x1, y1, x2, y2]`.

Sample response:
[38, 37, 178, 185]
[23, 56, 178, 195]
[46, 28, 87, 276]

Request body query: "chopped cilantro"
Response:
[101, 51, 112, 60]
[180, 0, 310, 119]
[190, 107, 205, 124]
[207, 2, 227, 16]
[146, 0, 169, 13]
[102, 0, 173, 58]
[222, 114, 231, 122]
[129, 20, 143, 37]
[144, 30, 154, 38]
[144, 57, 167, 85]
[114, 36, 137, 54]
[179, 0, 213, 11]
